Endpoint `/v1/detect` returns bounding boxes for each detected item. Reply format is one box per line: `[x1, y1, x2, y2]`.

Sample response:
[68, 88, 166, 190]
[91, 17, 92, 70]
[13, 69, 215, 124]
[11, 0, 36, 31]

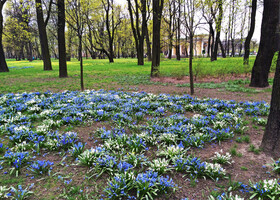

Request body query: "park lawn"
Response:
[0, 57, 256, 94]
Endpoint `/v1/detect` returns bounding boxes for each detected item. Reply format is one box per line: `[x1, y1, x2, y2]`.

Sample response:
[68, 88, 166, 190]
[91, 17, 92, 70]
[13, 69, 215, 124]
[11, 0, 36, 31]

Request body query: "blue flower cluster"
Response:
[105, 171, 176, 199]
[28, 160, 54, 175]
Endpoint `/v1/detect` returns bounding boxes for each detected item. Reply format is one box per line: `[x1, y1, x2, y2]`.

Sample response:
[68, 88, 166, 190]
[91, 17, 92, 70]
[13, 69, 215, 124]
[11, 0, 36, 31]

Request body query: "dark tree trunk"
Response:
[27, 42, 33, 62]
[35, 0, 52, 71]
[261, 53, 280, 157]
[189, 32, 194, 95]
[0, 1, 8, 72]
[209, 21, 215, 61]
[244, 0, 257, 65]
[231, 39, 235, 57]
[218, 38, 226, 58]
[176, 2, 181, 61]
[127, 0, 146, 65]
[207, 33, 211, 57]
[58, 0, 68, 78]
[145, 28, 152, 61]
[151, 0, 164, 77]
[250, 0, 279, 88]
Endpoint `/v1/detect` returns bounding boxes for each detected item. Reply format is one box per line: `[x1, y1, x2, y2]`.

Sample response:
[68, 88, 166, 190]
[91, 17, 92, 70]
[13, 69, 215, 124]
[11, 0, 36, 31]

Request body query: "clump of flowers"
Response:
[105, 172, 134, 199]
[269, 158, 280, 174]
[210, 150, 233, 165]
[123, 153, 149, 168]
[70, 142, 86, 158]
[28, 160, 54, 176]
[149, 158, 171, 174]
[158, 143, 188, 159]
[10, 184, 34, 200]
[249, 179, 280, 199]
[78, 147, 106, 167]
[0, 143, 5, 153]
[135, 171, 176, 199]
[208, 192, 244, 200]
[2, 151, 29, 176]
[0, 186, 10, 199]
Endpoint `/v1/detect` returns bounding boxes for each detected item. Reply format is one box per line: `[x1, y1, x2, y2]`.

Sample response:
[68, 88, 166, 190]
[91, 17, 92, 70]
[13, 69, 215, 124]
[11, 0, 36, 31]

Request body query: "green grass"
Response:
[0, 57, 259, 94]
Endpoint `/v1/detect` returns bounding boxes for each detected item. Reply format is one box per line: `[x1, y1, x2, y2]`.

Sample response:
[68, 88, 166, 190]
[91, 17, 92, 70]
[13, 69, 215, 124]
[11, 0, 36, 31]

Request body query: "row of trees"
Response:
[0, 0, 260, 64]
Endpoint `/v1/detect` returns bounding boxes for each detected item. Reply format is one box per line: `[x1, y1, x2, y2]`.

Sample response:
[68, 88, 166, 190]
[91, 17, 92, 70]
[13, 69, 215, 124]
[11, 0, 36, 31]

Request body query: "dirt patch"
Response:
[135, 84, 272, 103]
[151, 73, 275, 84]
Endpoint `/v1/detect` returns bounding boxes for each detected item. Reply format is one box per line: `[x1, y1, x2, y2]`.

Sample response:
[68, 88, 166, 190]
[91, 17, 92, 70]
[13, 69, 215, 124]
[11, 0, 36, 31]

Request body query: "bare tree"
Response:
[183, 0, 201, 95]
[244, 0, 257, 65]
[35, 0, 53, 70]
[127, 0, 147, 65]
[0, 0, 9, 72]
[66, 0, 88, 90]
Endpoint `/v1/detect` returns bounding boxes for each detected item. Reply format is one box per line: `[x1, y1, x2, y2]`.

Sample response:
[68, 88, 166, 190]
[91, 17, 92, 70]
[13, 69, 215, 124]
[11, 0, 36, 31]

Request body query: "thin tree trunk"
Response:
[244, 0, 257, 65]
[189, 32, 194, 95]
[207, 33, 211, 58]
[176, 2, 181, 61]
[250, 0, 279, 87]
[219, 38, 226, 58]
[35, 0, 52, 70]
[0, 1, 8, 72]
[79, 35, 84, 91]
[58, 0, 67, 78]
[145, 28, 152, 61]
[212, 0, 223, 61]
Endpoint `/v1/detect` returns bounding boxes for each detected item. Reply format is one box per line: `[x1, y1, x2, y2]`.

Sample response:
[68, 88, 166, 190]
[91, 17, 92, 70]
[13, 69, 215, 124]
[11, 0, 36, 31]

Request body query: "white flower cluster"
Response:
[211, 150, 233, 165]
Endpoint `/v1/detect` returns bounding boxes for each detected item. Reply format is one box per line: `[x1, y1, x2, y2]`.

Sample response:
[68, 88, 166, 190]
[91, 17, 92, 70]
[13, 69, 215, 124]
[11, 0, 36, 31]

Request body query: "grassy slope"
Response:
[0, 57, 255, 94]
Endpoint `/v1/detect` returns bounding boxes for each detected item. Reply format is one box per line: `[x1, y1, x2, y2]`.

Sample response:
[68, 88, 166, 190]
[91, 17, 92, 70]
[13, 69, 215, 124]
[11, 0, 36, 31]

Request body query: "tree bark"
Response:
[212, 0, 223, 61]
[261, 53, 280, 157]
[58, 0, 68, 78]
[218, 38, 226, 58]
[145, 27, 152, 61]
[250, 0, 279, 87]
[176, 1, 181, 61]
[151, 0, 164, 77]
[79, 35, 84, 91]
[0, 1, 9, 73]
[244, 0, 257, 65]
[189, 32, 194, 95]
[35, 0, 52, 70]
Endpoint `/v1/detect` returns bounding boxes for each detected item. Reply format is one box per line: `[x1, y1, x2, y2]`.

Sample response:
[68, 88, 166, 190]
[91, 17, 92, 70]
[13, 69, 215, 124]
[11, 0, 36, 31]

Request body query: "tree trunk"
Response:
[145, 28, 152, 61]
[207, 33, 211, 57]
[151, 0, 164, 77]
[0, 1, 8, 72]
[212, 0, 223, 61]
[27, 42, 33, 62]
[176, 3, 181, 61]
[209, 22, 215, 61]
[244, 0, 257, 65]
[261, 53, 280, 157]
[250, 0, 279, 88]
[58, 0, 68, 78]
[79, 35, 84, 91]
[218, 38, 226, 58]
[35, 0, 52, 71]
[189, 32, 194, 95]
[231, 39, 235, 57]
